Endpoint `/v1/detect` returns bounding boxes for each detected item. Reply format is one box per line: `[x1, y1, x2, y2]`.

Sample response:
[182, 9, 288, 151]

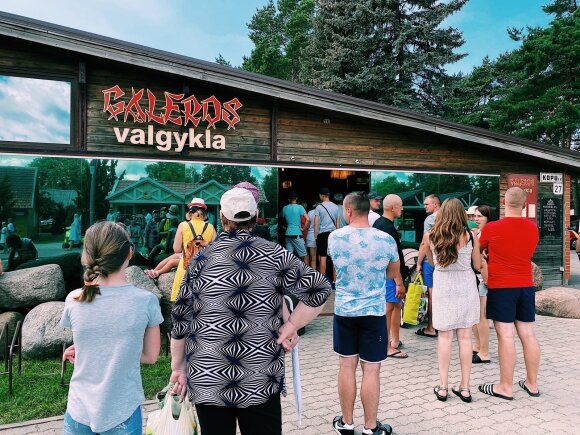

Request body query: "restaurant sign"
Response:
[102, 86, 242, 152]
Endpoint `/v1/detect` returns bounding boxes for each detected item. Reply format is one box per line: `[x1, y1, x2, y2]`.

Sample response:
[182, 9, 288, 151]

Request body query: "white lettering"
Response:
[113, 127, 130, 143]
[148, 125, 154, 145]
[212, 135, 225, 149]
[130, 129, 145, 145]
[189, 128, 205, 148]
[174, 132, 188, 152]
[155, 130, 172, 151]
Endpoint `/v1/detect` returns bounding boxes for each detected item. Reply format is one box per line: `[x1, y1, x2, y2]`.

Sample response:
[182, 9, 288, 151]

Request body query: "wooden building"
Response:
[0, 12, 578, 286]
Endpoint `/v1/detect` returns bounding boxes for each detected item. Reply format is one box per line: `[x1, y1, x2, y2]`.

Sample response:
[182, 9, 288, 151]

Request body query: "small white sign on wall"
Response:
[553, 183, 563, 195]
[540, 173, 563, 183]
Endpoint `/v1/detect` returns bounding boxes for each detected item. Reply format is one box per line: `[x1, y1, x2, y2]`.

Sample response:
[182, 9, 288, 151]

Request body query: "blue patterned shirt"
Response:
[171, 230, 332, 408]
[328, 226, 398, 317]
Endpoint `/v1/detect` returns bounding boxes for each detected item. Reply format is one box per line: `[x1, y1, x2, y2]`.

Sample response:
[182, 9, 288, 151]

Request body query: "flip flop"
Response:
[472, 354, 491, 364]
[478, 383, 513, 400]
[519, 380, 540, 397]
[391, 340, 403, 349]
[387, 350, 408, 359]
[415, 328, 438, 338]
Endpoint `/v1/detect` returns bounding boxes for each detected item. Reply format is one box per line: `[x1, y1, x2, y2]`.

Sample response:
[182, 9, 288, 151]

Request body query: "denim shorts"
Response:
[385, 279, 401, 304]
[333, 314, 387, 363]
[422, 260, 434, 288]
[486, 287, 535, 323]
[63, 406, 141, 435]
[478, 281, 488, 297]
[285, 236, 307, 257]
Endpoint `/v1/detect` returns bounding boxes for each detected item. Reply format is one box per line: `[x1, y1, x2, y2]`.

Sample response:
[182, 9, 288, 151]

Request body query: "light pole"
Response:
[89, 159, 97, 225]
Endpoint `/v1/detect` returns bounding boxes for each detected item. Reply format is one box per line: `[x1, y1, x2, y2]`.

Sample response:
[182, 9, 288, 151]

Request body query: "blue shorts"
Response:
[385, 279, 401, 304]
[333, 314, 387, 363]
[422, 260, 434, 288]
[64, 406, 141, 435]
[486, 287, 536, 323]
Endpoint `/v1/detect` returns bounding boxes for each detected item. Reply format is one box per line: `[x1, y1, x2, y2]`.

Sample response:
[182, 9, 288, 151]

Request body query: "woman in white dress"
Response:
[424, 198, 481, 403]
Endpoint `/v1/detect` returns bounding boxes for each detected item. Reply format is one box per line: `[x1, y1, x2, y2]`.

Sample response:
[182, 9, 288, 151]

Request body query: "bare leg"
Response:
[308, 247, 317, 270]
[475, 296, 490, 359]
[425, 287, 436, 334]
[493, 321, 516, 396]
[337, 356, 358, 425]
[319, 255, 327, 276]
[456, 328, 473, 395]
[387, 303, 406, 356]
[472, 324, 480, 353]
[360, 361, 381, 429]
[437, 330, 452, 394]
[515, 321, 540, 393]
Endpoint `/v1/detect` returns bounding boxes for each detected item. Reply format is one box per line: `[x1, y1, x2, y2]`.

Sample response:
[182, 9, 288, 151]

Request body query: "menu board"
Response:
[540, 197, 561, 237]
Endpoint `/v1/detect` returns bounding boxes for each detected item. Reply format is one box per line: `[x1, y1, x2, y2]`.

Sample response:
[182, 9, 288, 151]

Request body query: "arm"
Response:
[140, 325, 160, 364]
[471, 234, 482, 272]
[173, 223, 184, 254]
[63, 344, 75, 363]
[170, 338, 187, 400]
[278, 302, 324, 352]
[313, 215, 320, 239]
[391, 267, 406, 299]
[302, 213, 310, 232]
[423, 233, 434, 266]
[386, 259, 400, 280]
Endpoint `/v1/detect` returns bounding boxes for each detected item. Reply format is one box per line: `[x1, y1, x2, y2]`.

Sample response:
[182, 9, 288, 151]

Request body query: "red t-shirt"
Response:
[479, 217, 539, 289]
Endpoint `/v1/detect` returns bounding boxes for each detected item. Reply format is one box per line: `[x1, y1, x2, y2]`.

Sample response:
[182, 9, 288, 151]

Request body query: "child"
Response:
[60, 221, 163, 434]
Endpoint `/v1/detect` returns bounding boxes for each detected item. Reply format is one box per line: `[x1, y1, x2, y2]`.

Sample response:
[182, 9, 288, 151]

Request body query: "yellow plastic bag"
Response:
[402, 273, 428, 325]
[146, 395, 197, 435]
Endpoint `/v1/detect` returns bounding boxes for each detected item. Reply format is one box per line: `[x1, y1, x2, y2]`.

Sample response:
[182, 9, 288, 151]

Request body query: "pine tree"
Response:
[242, 0, 314, 81]
[300, 0, 467, 115]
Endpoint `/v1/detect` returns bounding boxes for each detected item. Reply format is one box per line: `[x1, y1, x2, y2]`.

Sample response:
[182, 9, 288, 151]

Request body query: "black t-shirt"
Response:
[373, 216, 409, 280]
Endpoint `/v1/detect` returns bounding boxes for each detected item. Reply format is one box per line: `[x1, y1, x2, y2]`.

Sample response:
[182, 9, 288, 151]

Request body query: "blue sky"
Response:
[1, 0, 551, 75]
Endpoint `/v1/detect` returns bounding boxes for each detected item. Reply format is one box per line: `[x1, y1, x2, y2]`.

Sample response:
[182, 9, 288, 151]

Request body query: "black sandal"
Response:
[434, 385, 448, 401]
[452, 386, 472, 403]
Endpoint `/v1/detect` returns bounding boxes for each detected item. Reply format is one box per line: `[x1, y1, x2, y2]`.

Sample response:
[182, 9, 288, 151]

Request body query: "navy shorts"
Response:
[486, 287, 536, 323]
[385, 279, 401, 304]
[333, 314, 387, 363]
[422, 260, 434, 288]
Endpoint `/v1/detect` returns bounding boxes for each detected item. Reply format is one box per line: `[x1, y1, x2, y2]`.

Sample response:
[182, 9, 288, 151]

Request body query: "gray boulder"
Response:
[532, 262, 543, 291]
[157, 272, 176, 334]
[125, 266, 162, 300]
[0, 311, 25, 358]
[22, 302, 72, 359]
[0, 264, 65, 309]
[536, 287, 580, 319]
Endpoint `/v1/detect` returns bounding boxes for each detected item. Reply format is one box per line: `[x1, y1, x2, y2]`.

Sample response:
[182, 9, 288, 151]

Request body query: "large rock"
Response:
[157, 272, 176, 334]
[22, 302, 72, 359]
[125, 266, 162, 300]
[536, 287, 580, 319]
[532, 262, 543, 291]
[0, 311, 25, 358]
[16, 253, 83, 293]
[0, 264, 65, 309]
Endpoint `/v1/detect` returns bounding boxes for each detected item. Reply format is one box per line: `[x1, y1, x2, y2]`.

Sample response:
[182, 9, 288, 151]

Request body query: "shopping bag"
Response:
[402, 273, 428, 325]
[146, 394, 197, 435]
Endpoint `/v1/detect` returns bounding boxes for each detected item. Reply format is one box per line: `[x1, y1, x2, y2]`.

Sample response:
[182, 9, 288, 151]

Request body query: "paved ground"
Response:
[2, 249, 579, 434]
[2, 314, 579, 434]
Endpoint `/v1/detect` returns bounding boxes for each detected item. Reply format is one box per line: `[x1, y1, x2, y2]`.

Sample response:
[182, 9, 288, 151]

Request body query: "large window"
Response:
[0, 75, 71, 144]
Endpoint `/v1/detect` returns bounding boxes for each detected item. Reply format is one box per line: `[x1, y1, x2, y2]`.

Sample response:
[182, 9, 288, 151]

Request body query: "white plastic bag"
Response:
[146, 395, 197, 435]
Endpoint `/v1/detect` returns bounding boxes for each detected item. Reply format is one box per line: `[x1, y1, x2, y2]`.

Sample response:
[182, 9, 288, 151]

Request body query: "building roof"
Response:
[0, 12, 578, 171]
[43, 188, 78, 208]
[0, 166, 37, 209]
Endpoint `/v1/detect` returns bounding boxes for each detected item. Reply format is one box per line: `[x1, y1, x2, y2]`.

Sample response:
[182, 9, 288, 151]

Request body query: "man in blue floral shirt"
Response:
[170, 187, 332, 435]
[328, 191, 399, 435]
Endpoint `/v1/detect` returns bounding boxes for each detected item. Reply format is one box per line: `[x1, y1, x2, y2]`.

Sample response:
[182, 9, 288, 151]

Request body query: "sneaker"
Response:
[362, 420, 393, 435]
[332, 416, 354, 435]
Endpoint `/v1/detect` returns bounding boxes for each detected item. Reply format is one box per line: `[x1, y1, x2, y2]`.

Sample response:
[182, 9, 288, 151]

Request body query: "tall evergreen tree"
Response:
[300, 0, 467, 115]
[242, 0, 314, 81]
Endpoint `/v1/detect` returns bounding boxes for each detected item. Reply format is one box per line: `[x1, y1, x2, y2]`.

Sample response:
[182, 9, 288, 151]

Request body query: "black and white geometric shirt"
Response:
[171, 230, 332, 408]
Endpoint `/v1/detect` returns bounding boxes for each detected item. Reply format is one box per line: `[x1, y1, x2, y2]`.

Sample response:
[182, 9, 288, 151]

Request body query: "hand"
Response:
[63, 345, 76, 364]
[170, 369, 188, 402]
[416, 262, 422, 273]
[277, 320, 300, 352]
[395, 284, 406, 300]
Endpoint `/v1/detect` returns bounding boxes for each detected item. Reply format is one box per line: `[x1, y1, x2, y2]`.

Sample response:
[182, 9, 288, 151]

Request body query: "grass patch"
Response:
[0, 355, 171, 425]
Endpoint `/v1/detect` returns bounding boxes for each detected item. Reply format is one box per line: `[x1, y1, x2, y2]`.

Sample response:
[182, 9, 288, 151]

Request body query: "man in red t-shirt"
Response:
[477, 187, 540, 400]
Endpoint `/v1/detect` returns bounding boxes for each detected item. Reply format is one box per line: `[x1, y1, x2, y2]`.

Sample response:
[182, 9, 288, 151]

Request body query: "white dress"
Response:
[431, 238, 480, 331]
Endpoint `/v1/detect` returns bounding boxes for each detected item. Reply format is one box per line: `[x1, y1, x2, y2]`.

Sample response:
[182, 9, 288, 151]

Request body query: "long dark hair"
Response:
[75, 221, 132, 303]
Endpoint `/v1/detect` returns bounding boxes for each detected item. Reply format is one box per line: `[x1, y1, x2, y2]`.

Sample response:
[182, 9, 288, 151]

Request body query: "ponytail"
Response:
[75, 266, 102, 303]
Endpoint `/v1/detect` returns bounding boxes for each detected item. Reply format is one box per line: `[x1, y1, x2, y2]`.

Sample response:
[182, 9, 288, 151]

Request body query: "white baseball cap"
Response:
[466, 205, 478, 215]
[220, 188, 258, 222]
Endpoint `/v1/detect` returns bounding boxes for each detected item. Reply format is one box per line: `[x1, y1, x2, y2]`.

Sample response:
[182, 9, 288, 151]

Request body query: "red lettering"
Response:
[202, 95, 221, 129]
[102, 85, 125, 120]
[146, 89, 165, 124]
[222, 98, 243, 130]
[124, 88, 147, 123]
[163, 92, 184, 125]
[182, 95, 202, 127]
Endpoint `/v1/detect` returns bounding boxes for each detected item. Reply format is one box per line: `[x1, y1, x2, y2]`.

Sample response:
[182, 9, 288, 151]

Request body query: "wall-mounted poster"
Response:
[506, 174, 538, 223]
[540, 197, 562, 237]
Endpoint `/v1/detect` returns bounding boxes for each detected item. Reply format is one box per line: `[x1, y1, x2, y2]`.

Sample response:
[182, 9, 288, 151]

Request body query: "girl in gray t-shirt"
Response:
[60, 221, 163, 434]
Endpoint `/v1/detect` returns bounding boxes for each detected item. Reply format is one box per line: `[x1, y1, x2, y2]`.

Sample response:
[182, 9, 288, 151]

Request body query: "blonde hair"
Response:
[430, 198, 469, 268]
[505, 187, 527, 209]
[76, 221, 132, 303]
